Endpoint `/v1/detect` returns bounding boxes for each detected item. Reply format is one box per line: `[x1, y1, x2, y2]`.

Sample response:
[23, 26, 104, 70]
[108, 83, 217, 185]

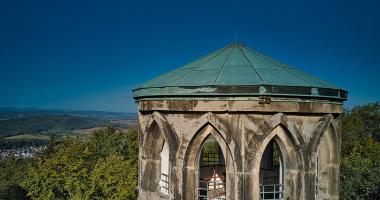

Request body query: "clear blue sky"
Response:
[1, 0, 379, 112]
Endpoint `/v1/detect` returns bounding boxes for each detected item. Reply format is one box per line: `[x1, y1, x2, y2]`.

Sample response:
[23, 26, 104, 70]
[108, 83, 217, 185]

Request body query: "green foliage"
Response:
[340, 102, 380, 199]
[21, 127, 138, 200]
[0, 136, 49, 150]
[89, 154, 138, 200]
[126, 129, 139, 167]
[42, 133, 60, 156]
[340, 140, 380, 199]
[0, 157, 32, 200]
[87, 127, 129, 159]
[341, 102, 380, 156]
[202, 138, 220, 154]
[201, 137, 223, 166]
[22, 139, 91, 199]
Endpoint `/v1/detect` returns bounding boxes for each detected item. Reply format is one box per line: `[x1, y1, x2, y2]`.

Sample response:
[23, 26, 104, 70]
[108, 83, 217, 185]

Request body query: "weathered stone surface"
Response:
[137, 98, 343, 114]
[136, 99, 343, 200]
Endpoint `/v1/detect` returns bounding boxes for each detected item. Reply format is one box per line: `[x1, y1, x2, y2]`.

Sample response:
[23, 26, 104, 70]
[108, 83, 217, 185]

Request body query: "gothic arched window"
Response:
[198, 135, 226, 200]
[259, 139, 284, 200]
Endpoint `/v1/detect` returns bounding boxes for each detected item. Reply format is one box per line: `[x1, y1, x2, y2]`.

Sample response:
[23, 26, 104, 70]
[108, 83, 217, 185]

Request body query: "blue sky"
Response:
[0, 0, 379, 112]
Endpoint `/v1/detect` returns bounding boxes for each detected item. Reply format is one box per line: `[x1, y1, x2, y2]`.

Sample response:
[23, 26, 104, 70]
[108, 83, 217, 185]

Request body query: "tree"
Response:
[87, 153, 138, 200]
[0, 157, 32, 200]
[341, 103, 380, 156]
[340, 140, 380, 199]
[21, 127, 138, 200]
[22, 139, 91, 200]
[340, 102, 380, 199]
[126, 129, 139, 167]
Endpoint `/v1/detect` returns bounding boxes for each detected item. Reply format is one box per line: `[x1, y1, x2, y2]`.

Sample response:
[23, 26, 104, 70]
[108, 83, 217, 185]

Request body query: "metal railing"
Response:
[160, 173, 169, 194]
[260, 184, 283, 200]
[198, 180, 226, 200]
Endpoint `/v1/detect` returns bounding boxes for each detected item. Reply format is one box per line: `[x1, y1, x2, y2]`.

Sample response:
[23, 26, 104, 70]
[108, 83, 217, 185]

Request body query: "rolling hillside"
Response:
[0, 115, 110, 137]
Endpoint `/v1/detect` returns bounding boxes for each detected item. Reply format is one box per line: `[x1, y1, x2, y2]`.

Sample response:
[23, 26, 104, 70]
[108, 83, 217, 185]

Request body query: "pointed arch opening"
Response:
[259, 138, 284, 199]
[141, 120, 171, 196]
[183, 123, 235, 200]
[198, 135, 226, 200]
[253, 125, 303, 200]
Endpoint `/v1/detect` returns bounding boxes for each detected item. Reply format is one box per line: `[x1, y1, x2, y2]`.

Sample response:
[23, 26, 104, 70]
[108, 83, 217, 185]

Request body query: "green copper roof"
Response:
[133, 44, 347, 101]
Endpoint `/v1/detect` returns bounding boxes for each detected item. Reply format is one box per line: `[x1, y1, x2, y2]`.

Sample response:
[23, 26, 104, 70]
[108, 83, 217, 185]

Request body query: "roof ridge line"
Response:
[246, 47, 314, 86]
[179, 45, 226, 69]
[171, 46, 229, 85]
[237, 45, 264, 83]
[212, 46, 234, 85]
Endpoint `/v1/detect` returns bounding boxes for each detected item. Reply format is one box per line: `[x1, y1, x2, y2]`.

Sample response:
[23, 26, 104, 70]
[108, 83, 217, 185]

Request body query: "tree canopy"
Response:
[340, 103, 380, 199]
[20, 127, 138, 200]
[0, 157, 31, 200]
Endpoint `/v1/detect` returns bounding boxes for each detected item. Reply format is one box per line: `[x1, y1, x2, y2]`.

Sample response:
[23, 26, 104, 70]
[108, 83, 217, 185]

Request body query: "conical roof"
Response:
[133, 44, 347, 101]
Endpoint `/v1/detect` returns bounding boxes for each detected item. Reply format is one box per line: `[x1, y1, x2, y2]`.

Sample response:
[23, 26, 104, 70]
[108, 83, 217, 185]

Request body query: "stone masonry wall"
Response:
[136, 99, 342, 200]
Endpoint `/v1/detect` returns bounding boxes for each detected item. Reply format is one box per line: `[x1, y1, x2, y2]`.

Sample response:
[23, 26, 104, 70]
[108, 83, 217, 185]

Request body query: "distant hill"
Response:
[0, 108, 137, 137]
[0, 115, 110, 137]
[0, 107, 136, 121]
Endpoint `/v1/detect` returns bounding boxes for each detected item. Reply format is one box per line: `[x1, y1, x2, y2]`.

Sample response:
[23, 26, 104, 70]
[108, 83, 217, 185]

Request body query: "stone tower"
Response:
[133, 44, 347, 200]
